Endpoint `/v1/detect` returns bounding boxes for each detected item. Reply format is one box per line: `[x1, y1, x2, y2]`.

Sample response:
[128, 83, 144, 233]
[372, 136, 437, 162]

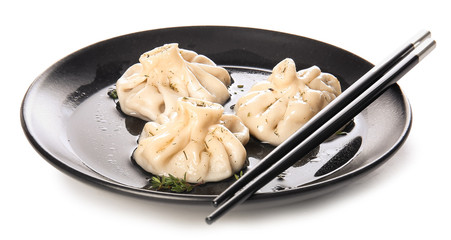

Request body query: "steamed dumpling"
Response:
[236, 58, 341, 146]
[133, 97, 249, 183]
[116, 43, 231, 122]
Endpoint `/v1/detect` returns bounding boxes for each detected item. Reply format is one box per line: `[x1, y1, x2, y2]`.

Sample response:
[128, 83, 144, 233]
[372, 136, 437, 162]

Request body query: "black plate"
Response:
[21, 26, 411, 203]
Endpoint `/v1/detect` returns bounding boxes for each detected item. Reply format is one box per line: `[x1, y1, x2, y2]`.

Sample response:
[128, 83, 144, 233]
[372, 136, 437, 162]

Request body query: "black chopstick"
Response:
[206, 32, 435, 224]
[212, 30, 431, 208]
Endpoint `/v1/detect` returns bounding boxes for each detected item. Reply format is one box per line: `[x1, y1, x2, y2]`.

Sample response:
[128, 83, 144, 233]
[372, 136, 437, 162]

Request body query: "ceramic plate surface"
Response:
[21, 26, 411, 203]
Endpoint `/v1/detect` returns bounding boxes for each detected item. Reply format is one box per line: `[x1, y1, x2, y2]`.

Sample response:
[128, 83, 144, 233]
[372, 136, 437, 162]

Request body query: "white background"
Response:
[2, 0, 449, 239]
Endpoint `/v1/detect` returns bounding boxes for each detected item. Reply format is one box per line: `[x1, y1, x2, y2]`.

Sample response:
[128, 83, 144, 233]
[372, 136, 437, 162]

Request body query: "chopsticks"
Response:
[206, 30, 436, 224]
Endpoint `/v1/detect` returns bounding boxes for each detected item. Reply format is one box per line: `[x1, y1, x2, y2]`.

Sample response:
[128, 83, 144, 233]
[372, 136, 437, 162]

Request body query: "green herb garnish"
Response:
[149, 173, 200, 193]
[234, 170, 243, 180]
[107, 88, 118, 99]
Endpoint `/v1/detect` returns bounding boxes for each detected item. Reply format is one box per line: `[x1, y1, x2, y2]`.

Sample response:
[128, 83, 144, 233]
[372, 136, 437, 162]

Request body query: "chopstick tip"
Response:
[412, 30, 432, 48]
[415, 38, 436, 62]
[205, 216, 214, 225]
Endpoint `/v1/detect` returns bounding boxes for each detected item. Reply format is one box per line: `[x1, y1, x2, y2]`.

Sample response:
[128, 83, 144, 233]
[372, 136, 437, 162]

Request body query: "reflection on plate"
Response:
[21, 26, 411, 203]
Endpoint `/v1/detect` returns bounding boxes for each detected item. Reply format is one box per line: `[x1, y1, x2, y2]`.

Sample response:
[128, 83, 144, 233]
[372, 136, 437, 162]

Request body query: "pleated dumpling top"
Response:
[235, 58, 341, 146]
[116, 43, 231, 122]
[133, 97, 249, 183]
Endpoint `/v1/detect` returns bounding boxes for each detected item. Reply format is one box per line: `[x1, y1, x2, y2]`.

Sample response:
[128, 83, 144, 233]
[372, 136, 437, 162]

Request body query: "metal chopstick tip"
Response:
[411, 29, 432, 48]
[415, 38, 436, 62]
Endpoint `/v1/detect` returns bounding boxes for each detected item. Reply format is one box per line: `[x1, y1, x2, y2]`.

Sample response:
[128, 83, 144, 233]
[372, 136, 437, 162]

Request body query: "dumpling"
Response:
[235, 58, 341, 146]
[133, 97, 249, 183]
[116, 43, 231, 122]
